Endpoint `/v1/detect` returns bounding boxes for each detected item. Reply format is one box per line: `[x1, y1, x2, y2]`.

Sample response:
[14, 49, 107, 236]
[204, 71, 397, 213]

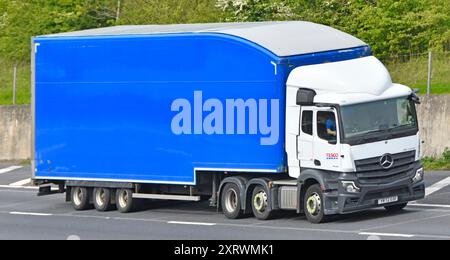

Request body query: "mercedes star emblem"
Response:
[380, 154, 394, 169]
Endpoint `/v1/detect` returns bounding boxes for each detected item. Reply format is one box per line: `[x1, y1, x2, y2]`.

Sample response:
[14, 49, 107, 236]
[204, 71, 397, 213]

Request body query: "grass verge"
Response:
[423, 149, 450, 171]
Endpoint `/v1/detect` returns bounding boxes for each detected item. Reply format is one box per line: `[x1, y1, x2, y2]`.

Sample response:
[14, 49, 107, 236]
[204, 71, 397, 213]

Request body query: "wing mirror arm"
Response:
[409, 92, 421, 104]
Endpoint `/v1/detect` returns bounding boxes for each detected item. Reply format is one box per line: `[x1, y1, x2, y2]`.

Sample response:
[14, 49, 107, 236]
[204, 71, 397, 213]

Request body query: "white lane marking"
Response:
[9, 178, 31, 187]
[0, 211, 450, 239]
[426, 177, 450, 197]
[0, 185, 38, 190]
[359, 232, 415, 238]
[168, 221, 216, 226]
[409, 203, 450, 209]
[10, 211, 53, 217]
[0, 166, 23, 175]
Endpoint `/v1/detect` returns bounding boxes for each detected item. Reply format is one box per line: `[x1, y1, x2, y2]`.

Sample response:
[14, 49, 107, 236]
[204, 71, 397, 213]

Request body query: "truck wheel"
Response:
[251, 185, 275, 220]
[116, 188, 139, 213]
[71, 187, 92, 211]
[385, 203, 408, 212]
[221, 183, 244, 219]
[93, 188, 114, 212]
[116, 189, 140, 213]
[304, 184, 329, 224]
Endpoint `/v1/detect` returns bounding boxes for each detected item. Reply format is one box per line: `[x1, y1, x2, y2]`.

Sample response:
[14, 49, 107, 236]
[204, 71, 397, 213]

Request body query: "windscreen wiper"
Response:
[354, 129, 389, 145]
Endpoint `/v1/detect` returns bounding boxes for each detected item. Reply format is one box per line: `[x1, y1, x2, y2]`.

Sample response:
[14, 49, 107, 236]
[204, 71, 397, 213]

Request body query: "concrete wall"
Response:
[416, 95, 450, 157]
[0, 105, 31, 161]
[0, 95, 449, 160]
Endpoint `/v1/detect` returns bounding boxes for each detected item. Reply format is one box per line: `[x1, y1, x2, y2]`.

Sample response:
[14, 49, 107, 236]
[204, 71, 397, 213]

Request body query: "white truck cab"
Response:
[285, 56, 424, 223]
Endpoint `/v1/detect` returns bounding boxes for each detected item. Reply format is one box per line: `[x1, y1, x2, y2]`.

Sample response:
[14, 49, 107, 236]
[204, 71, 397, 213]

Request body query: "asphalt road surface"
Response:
[1, 163, 450, 240]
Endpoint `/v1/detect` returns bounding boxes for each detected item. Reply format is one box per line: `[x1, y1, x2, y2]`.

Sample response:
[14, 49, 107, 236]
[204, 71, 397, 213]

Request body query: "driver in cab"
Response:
[326, 115, 337, 138]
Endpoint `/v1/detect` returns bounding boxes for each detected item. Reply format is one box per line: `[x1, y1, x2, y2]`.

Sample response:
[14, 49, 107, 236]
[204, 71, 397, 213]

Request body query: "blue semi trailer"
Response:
[32, 22, 425, 223]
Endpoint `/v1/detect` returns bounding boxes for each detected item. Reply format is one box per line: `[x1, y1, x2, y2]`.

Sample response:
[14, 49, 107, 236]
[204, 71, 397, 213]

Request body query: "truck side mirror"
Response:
[296, 88, 316, 106]
[409, 92, 421, 104]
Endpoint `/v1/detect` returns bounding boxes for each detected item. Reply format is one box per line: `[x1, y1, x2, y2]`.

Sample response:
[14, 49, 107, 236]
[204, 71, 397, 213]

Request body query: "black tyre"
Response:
[70, 187, 92, 211]
[385, 203, 408, 212]
[251, 185, 275, 220]
[221, 183, 244, 219]
[93, 188, 114, 212]
[304, 184, 330, 224]
[116, 188, 139, 213]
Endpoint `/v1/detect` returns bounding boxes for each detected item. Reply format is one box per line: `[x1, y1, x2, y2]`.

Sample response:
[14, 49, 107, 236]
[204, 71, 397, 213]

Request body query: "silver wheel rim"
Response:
[96, 189, 106, 207]
[253, 191, 268, 212]
[73, 188, 83, 206]
[118, 190, 129, 209]
[306, 192, 322, 216]
[225, 188, 238, 213]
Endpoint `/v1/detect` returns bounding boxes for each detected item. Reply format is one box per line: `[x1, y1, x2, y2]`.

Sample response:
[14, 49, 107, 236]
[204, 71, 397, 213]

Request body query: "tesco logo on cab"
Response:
[326, 153, 339, 160]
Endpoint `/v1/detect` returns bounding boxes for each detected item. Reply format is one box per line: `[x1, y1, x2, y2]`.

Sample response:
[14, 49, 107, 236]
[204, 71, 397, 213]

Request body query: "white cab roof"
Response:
[38, 21, 367, 57]
[287, 56, 412, 105]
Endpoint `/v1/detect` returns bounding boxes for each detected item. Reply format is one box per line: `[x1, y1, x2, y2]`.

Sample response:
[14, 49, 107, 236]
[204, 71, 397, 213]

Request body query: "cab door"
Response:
[312, 108, 342, 171]
[297, 107, 315, 168]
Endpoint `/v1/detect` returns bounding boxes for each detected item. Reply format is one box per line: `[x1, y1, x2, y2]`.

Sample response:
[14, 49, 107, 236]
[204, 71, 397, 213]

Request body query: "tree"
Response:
[117, 0, 223, 25]
[0, 0, 116, 61]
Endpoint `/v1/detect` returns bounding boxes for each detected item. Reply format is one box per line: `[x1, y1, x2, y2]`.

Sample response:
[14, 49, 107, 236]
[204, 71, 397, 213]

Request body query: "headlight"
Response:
[342, 181, 361, 193]
[413, 168, 424, 183]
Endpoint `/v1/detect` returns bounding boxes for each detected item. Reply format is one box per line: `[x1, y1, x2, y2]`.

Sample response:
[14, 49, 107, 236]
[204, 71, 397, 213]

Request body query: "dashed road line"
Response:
[168, 221, 217, 226]
[409, 203, 450, 209]
[0, 185, 38, 190]
[0, 210, 450, 239]
[359, 232, 415, 238]
[426, 177, 450, 197]
[9, 211, 53, 217]
[0, 166, 23, 175]
[9, 178, 31, 187]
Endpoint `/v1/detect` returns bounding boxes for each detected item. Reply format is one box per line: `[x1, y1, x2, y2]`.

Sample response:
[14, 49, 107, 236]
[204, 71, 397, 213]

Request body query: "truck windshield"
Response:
[340, 97, 418, 141]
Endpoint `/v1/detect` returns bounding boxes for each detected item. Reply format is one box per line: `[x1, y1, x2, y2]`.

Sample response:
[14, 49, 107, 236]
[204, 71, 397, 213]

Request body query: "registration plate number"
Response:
[378, 196, 398, 205]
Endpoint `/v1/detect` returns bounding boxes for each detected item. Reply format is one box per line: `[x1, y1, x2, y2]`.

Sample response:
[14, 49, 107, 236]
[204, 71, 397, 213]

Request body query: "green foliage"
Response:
[0, 0, 116, 61]
[219, 0, 450, 57]
[423, 148, 450, 171]
[0, 0, 449, 60]
[0, 0, 449, 105]
[217, 0, 294, 21]
[118, 0, 223, 25]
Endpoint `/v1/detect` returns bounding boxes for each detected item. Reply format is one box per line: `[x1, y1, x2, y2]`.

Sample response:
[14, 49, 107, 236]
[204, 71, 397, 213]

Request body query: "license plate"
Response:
[378, 196, 398, 205]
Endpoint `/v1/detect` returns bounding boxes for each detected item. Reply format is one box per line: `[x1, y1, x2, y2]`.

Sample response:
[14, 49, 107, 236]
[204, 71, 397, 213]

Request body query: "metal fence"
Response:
[0, 60, 29, 105]
[380, 51, 450, 96]
[0, 51, 449, 105]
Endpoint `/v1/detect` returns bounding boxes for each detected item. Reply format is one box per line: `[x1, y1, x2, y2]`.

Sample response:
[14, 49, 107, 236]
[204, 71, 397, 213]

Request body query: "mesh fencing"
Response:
[0, 51, 448, 105]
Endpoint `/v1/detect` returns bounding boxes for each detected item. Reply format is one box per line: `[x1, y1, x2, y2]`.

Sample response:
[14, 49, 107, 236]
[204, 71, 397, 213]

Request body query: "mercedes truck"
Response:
[32, 22, 425, 223]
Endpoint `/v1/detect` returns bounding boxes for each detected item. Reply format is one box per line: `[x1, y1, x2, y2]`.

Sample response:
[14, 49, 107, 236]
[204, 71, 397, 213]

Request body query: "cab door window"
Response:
[301, 110, 313, 136]
[317, 111, 337, 143]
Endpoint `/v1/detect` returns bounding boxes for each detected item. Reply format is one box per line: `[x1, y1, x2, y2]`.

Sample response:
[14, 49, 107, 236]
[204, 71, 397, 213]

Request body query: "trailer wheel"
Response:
[116, 188, 139, 213]
[93, 188, 114, 212]
[304, 184, 329, 224]
[70, 187, 91, 211]
[221, 183, 244, 219]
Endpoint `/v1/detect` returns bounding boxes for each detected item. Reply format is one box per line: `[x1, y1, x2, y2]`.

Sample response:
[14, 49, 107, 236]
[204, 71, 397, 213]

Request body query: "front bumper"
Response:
[322, 164, 425, 215]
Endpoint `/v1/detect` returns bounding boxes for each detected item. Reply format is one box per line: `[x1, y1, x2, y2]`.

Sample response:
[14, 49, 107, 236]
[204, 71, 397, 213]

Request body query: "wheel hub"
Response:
[73, 189, 83, 205]
[306, 193, 321, 216]
[96, 189, 106, 206]
[225, 189, 238, 213]
[119, 191, 129, 208]
[253, 191, 268, 212]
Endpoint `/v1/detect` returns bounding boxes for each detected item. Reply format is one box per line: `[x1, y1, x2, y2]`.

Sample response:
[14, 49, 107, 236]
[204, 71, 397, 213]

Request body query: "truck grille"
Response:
[354, 151, 416, 185]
